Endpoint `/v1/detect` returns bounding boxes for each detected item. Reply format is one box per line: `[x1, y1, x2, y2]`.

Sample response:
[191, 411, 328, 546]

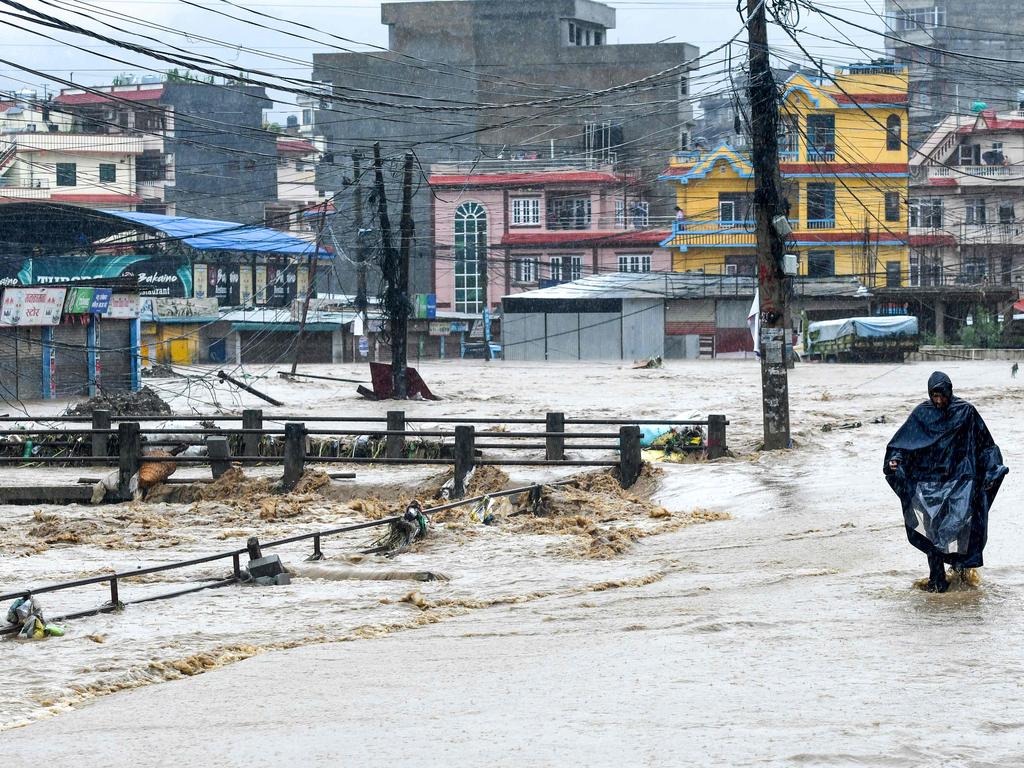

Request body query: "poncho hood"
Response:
[927, 371, 953, 400]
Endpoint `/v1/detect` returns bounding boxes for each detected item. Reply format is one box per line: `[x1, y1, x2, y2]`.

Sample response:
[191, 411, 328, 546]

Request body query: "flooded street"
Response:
[2, 360, 1023, 766]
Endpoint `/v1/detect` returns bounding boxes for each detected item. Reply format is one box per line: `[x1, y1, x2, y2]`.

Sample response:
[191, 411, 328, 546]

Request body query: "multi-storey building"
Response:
[49, 77, 276, 223]
[312, 0, 698, 294]
[429, 162, 671, 313]
[909, 108, 1024, 290]
[267, 135, 328, 238]
[884, 0, 1024, 145]
[661, 64, 911, 286]
[0, 131, 144, 209]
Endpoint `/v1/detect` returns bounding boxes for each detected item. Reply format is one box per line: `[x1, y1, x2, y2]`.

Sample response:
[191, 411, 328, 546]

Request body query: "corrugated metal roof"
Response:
[504, 272, 870, 301]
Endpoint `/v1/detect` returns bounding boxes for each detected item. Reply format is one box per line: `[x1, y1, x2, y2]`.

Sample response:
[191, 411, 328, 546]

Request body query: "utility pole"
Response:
[479, 228, 493, 362]
[396, 151, 414, 398]
[351, 151, 368, 318]
[746, 0, 791, 449]
[290, 203, 328, 375]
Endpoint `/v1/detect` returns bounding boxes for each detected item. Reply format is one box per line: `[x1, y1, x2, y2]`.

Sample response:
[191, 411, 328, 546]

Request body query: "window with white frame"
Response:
[567, 254, 583, 280]
[550, 255, 582, 281]
[511, 197, 541, 226]
[615, 199, 625, 228]
[618, 254, 652, 273]
[909, 198, 943, 228]
[966, 197, 987, 225]
[514, 257, 539, 283]
[454, 202, 487, 313]
[892, 5, 946, 31]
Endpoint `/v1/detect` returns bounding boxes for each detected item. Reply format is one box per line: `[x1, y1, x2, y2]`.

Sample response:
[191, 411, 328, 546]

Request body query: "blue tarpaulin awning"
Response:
[99, 210, 328, 257]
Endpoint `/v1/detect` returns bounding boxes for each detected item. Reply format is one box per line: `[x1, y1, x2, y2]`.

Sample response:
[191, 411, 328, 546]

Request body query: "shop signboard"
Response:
[0, 287, 67, 326]
[102, 294, 140, 319]
[89, 288, 113, 314]
[193, 264, 208, 299]
[64, 286, 95, 314]
[428, 321, 450, 336]
[413, 293, 437, 319]
[155, 297, 219, 318]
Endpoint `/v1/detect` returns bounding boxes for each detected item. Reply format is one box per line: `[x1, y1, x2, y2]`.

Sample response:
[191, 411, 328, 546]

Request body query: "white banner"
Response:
[102, 294, 141, 320]
[0, 287, 67, 327]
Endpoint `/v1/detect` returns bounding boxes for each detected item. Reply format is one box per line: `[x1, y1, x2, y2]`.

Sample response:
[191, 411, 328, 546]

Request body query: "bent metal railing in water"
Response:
[0, 481, 571, 636]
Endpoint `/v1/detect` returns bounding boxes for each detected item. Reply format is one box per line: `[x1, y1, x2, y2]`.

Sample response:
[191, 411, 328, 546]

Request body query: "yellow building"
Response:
[662, 63, 910, 286]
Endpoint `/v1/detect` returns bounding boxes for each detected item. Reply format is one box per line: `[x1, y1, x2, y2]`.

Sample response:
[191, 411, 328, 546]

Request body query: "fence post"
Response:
[707, 415, 727, 460]
[242, 408, 263, 458]
[545, 411, 565, 461]
[207, 436, 231, 479]
[117, 421, 140, 501]
[618, 425, 642, 490]
[282, 422, 306, 491]
[92, 409, 110, 457]
[453, 425, 476, 499]
[386, 410, 406, 459]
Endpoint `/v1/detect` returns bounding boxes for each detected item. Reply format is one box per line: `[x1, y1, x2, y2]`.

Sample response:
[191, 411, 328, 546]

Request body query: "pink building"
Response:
[429, 164, 672, 312]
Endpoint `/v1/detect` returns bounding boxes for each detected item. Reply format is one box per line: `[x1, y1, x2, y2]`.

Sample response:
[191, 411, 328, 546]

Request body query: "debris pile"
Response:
[64, 386, 172, 418]
[508, 466, 729, 559]
[5, 596, 64, 640]
[183, 466, 334, 520]
[142, 364, 179, 379]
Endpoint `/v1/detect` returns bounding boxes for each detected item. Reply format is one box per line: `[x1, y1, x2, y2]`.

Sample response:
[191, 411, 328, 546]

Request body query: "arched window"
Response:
[886, 114, 902, 151]
[454, 202, 487, 313]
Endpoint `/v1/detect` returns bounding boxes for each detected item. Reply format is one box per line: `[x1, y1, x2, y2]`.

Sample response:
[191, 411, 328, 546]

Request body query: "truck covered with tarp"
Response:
[806, 315, 919, 362]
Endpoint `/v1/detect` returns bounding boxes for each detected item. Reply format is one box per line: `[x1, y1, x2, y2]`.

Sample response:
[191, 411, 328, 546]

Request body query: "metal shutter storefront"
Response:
[98, 318, 133, 393]
[239, 330, 332, 364]
[54, 323, 89, 398]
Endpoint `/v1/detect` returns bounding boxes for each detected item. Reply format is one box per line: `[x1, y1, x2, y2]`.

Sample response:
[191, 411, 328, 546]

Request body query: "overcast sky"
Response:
[0, 0, 889, 120]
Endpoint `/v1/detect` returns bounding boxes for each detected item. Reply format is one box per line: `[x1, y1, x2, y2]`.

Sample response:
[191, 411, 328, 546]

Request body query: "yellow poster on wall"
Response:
[239, 265, 253, 306]
[254, 263, 267, 305]
[193, 264, 208, 299]
[296, 264, 309, 300]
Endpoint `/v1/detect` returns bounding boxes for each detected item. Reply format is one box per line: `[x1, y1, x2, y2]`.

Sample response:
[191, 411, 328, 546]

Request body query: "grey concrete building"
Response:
[885, 0, 1024, 145]
[161, 82, 276, 224]
[311, 0, 698, 294]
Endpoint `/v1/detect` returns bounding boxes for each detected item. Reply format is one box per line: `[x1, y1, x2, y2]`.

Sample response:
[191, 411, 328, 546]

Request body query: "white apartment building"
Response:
[0, 131, 144, 208]
[909, 108, 1024, 292]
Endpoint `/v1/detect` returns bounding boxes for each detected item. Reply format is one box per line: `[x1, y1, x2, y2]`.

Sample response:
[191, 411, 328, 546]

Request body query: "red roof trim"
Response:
[929, 177, 958, 187]
[50, 193, 143, 203]
[834, 93, 908, 105]
[910, 234, 956, 247]
[430, 171, 623, 188]
[501, 230, 669, 247]
[660, 166, 693, 177]
[54, 88, 164, 106]
[780, 163, 907, 174]
[0, 101, 14, 111]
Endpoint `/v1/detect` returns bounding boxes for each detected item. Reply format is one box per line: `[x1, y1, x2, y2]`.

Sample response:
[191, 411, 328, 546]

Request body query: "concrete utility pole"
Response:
[372, 142, 408, 399]
[396, 151, 414, 399]
[290, 203, 328, 375]
[351, 151, 368, 318]
[746, 0, 791, 449]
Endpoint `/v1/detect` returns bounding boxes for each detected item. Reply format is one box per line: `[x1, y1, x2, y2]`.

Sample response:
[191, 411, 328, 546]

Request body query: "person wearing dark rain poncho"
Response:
[884, 372, 1009, 592]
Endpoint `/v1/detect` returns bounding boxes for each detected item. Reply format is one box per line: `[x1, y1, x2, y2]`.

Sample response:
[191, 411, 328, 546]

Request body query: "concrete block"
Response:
[248, 554, 284, 579]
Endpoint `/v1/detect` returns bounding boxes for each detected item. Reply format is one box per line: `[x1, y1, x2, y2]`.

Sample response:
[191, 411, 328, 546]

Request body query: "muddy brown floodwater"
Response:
[1, 360, 1022, 766]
